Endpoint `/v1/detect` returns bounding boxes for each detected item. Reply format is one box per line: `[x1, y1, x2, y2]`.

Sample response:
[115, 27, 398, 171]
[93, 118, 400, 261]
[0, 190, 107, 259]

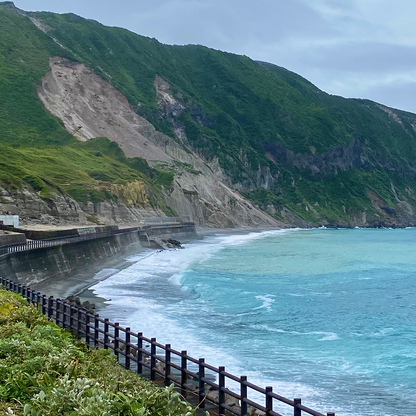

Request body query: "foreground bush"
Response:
[0, 290, 192, 416]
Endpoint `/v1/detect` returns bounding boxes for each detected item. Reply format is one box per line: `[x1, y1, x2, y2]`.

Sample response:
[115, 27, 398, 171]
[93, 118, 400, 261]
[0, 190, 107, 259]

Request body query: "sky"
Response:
[13, 0, 416, 114]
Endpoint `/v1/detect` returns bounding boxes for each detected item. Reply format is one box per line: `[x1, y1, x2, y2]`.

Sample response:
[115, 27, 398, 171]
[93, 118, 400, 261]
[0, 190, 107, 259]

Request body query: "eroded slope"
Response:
[38, 57, 280, 228]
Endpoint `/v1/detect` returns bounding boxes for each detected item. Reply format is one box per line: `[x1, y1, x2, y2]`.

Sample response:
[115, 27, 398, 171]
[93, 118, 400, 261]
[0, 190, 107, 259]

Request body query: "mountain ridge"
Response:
[1, 2, 416, 228]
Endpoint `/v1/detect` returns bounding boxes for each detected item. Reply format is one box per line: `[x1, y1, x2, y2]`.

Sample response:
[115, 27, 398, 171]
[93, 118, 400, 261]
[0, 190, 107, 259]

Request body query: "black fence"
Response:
[0, 227, 139, 256]
[1, 278, 335, 416]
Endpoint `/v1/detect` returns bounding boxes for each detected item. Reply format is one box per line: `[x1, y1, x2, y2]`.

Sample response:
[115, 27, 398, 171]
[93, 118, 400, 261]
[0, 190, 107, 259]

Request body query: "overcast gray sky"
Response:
[13, 0, 416, 113]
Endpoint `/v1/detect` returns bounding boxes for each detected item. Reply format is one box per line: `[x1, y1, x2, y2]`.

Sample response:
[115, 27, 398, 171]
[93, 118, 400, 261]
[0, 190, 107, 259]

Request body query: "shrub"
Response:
[0, 290, 192, 416]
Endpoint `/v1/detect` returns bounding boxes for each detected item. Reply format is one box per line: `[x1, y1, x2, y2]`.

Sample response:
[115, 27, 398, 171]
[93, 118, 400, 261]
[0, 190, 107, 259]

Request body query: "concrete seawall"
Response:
[0, 230, 142, 288]
[0, 223, 197, 292]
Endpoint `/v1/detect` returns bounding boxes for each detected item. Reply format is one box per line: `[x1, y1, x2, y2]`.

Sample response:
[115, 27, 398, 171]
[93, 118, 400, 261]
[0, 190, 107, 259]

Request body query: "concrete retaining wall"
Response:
[0, 231, 142, 288]
[139, 224, 196, 246]
[0, 223, 197, 290]
[0, 232, 26, 247]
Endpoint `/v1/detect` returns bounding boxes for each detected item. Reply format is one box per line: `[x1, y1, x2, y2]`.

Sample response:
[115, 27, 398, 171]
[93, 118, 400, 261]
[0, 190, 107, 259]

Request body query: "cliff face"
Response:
[0, 183, 166, 227]
[2, 3, 416, 228]
[35, 57, 281, 228]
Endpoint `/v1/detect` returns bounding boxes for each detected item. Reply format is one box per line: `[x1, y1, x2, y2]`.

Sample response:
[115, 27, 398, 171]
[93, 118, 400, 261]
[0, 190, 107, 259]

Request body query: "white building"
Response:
[0, 215, 19, 228]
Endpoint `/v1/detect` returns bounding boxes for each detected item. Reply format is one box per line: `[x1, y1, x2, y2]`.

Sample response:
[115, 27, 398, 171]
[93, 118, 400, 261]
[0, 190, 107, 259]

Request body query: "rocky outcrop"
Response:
[0, 184, 165, 227]
[263, 138, 365, 176]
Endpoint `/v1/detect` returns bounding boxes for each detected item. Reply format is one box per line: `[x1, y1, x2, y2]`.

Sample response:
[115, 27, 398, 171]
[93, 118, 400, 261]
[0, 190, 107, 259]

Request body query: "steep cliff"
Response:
[2, 3, 416, 227]
[35, 57, 280, 227]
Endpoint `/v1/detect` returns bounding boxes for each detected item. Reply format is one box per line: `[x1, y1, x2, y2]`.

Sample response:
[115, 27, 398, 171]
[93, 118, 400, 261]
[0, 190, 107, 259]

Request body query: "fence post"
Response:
[165, 344, 171, 386]
[47, 297, 53, 319]
[26, 288, 32, 304]
[199, 358, 205, 408]
[125, 328, 131, 370]
[69, 305, 75, 330]
[55, 300, 61, 326]
[104, 319, 109, 349]
[85, 314, 91, 346]
[94, 314, 100, 348]
[137, 333, 143, 374]
[181, 350, 187, 398]
[294, 398, 301, 416]
[240, 375, 247, 416]
[114, 323, 120, 361]
[150, 338, 156, 381]
[41, 295, 47, 315]
[219, 366, 225, 415]
[77, 308, 82, 335]
[63, 302, 67, 328]
[266, 387, 273, 416]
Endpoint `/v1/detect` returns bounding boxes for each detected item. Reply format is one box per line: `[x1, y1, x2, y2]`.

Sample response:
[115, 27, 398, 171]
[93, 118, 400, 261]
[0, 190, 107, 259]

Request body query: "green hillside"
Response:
[1, 2, 416, 226]
[0, 6, 175, 215]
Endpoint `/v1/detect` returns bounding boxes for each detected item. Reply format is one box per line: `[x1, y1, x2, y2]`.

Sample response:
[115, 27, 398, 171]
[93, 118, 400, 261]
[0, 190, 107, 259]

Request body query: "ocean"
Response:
[91, 228, 416, 416]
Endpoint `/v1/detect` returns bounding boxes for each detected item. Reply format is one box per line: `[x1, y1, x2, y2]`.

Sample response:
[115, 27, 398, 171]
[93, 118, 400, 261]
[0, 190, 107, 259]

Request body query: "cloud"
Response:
[119, 0, 337, 52]
[300, 42, 416, 73]
[363, 81, 416, 112]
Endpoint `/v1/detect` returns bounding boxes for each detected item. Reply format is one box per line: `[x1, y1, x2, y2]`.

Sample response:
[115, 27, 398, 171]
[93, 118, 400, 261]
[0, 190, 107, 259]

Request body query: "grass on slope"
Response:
[0, 138, 173, 206]
[29, 8, 416, 222]
[0, 6, 74, 147]
[0, 290, 192, 416]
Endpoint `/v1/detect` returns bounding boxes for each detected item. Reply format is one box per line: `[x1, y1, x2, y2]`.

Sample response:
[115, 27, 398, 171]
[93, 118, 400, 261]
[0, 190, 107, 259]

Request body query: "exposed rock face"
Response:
[37, 57, 171, 162]
[263, 138, 364, 176]
[37, 58, 281, 228]
[0, 185, 165, 227]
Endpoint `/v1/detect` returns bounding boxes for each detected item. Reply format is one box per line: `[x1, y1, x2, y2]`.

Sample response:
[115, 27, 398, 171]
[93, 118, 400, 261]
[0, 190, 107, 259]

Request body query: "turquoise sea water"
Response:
[92, 228, 416, 416]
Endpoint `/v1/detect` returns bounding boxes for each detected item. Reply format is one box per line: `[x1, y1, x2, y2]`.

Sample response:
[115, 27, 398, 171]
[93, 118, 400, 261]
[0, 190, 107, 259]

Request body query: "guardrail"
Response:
[144, 217, 181, 225]
[0, 227, 139, 256]
[1, 278, 336, 416]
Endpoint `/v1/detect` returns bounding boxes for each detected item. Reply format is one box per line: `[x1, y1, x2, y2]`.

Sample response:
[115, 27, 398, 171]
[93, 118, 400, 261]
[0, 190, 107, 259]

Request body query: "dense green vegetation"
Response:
[0, 138, 173, 208]
[0, 7, 73, 147]
[0, 290, 192, 416]
[1, 2, 416, 224]
[0, 6, 174, 214]
[31, 11, 416, 163]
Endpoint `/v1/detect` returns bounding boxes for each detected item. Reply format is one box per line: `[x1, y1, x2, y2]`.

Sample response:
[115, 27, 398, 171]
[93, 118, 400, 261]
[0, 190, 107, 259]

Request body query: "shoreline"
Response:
[31, 225, 412, 312]
[51, 226, 278, 311]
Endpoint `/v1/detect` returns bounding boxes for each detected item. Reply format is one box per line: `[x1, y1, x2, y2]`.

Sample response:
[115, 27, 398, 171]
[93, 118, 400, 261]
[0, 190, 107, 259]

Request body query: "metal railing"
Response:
[0, 227, 139, 256]
[144, 217, 181, 225]
[1, 278, 336, 416]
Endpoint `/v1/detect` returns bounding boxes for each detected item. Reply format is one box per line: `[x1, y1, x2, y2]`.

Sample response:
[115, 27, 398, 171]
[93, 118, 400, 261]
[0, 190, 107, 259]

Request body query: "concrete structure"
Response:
[0, 231, 26, 247]
[0, 215, 19, 228]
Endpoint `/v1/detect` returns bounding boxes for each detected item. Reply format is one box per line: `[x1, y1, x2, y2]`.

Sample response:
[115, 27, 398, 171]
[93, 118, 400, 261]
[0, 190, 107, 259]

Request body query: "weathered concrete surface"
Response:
[0, 231, 143, 288]
[0, 223, 200, 296]
[0, 231, 26, 246]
